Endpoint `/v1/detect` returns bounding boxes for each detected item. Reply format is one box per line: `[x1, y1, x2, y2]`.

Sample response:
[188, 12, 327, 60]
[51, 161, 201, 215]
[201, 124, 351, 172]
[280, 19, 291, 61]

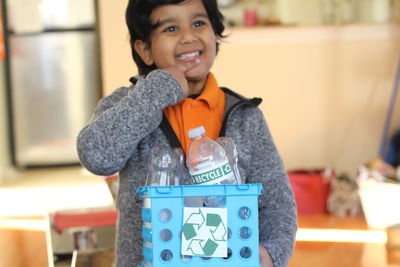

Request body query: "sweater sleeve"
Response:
[76, 70, 183, 176]
[246, 108, 298, 267]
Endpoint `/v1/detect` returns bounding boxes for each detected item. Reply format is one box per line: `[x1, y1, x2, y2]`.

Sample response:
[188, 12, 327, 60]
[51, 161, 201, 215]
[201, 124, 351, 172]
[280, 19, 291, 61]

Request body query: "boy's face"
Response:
[137, 0, 217, 81]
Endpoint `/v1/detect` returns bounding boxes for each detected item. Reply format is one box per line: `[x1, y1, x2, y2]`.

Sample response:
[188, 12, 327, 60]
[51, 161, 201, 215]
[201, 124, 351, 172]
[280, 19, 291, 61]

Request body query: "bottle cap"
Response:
[188, 126, 205, 138]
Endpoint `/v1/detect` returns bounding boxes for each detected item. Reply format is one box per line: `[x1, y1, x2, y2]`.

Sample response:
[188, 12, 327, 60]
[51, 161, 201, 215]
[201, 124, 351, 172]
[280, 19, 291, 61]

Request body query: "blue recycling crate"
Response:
[136, 184, 263, 267]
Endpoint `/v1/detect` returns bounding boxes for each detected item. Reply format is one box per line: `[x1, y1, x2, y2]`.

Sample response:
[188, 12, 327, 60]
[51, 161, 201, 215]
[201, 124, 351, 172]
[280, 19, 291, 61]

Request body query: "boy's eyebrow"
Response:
[152, 12, 209, 29]
[192, 13, 209, 20]
[153, 18, 176, 29]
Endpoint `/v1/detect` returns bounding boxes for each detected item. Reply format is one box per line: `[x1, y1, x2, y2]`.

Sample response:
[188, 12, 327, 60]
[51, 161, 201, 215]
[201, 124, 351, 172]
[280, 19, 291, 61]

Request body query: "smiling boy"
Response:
[134, 0, 215, 97]
[77, 0, 297, 266]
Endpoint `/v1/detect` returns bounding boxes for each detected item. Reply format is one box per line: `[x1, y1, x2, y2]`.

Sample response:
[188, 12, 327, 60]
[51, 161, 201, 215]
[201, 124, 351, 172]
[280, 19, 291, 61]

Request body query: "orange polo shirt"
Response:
[163, 72, 225, 154]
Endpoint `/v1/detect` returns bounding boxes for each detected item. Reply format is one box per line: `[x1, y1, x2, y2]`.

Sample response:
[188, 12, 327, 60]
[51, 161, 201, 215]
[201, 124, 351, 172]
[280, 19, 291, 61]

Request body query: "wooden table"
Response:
[289, 214, 400, 267]
[0, 219, 48, 267]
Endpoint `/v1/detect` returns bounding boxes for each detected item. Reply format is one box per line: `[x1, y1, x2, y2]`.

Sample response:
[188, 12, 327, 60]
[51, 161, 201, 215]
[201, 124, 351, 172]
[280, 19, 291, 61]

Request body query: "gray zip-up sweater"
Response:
[77, 70, 297, 267]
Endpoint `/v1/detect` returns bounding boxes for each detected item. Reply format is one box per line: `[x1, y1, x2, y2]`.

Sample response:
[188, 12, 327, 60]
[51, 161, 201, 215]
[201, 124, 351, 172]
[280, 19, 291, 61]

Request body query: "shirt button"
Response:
[185, 104, 191, 110]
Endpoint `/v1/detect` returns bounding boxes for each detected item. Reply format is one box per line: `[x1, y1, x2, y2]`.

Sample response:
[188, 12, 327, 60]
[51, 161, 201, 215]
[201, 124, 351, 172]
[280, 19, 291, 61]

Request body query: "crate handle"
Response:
[156, 186, 173, 194]
[237, 184, 250, 190]
[136, 187, 144, 194]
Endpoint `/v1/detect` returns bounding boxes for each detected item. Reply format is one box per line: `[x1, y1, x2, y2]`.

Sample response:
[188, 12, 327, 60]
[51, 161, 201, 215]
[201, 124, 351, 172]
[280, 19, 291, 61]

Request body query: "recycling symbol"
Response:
[181, 207, 228, 257]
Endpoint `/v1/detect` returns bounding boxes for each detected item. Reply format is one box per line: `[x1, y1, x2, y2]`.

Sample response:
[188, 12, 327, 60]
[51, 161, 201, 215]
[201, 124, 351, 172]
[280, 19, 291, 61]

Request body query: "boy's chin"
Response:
[184, 70, 209, 82]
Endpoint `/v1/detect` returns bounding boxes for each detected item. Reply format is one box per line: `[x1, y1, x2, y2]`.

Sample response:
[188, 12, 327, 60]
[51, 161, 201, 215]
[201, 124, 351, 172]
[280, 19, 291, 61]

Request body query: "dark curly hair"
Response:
[125, 0, 225, 76]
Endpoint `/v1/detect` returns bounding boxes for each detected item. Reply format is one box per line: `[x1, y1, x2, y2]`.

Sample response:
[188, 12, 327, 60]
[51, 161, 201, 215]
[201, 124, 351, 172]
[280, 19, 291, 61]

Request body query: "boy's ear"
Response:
[134, 40, 154, 66]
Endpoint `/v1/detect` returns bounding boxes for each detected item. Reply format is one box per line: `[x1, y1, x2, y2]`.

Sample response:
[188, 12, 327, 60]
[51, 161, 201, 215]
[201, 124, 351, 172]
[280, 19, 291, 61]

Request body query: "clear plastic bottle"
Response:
[216, 136, 242, 184]
[145, 145, 182, 248]
[145, 145, 181, 186]
[173, 147, 185, 186]
[186, 126, 237, 207]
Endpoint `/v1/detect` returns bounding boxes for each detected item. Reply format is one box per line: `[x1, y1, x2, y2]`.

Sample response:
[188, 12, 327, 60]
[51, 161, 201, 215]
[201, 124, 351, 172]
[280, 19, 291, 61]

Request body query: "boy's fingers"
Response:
[177, 58, 200, 73]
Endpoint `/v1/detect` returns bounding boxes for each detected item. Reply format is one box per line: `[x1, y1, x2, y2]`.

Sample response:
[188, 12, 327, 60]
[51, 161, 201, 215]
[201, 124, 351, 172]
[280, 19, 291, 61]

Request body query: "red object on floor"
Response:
[53, 210, 118, 232]
[288, 170, 330, 214]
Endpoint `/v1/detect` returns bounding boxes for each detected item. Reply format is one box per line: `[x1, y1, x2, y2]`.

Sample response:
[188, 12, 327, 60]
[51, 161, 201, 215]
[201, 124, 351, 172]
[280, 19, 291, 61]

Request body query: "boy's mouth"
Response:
[176, 51, 201, 61]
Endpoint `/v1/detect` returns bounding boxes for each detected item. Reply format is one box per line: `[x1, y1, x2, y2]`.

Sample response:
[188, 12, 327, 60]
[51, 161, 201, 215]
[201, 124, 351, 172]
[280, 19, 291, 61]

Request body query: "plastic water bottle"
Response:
[144, 145, 183, 257]
[216, 137, 242, 184]
[173, 147, 185, 186]
[146, 145, 181, 186]
[186, 126, 236, 207]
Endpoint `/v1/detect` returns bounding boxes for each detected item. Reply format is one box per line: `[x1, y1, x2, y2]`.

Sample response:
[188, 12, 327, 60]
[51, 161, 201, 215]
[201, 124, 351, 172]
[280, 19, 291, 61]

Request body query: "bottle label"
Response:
[189, 160, 234, 185]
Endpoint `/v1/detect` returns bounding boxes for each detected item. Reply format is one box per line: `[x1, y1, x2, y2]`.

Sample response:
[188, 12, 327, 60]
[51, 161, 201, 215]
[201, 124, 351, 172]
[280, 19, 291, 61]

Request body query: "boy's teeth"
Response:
[178, 51, 199, 60]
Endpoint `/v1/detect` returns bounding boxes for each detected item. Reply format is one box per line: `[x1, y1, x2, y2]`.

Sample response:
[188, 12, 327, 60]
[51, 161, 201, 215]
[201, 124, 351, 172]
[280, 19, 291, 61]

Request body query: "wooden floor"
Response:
[1, 214, 400, 267]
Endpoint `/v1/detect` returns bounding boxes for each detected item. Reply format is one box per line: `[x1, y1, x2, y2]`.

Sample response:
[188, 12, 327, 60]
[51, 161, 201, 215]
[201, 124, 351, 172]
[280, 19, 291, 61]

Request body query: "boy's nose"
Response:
[179, 28, 197, 44]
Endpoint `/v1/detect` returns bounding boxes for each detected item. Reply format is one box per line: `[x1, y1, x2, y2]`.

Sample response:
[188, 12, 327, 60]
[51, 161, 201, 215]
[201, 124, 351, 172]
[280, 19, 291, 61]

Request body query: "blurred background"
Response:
[0, 0, 399, 267]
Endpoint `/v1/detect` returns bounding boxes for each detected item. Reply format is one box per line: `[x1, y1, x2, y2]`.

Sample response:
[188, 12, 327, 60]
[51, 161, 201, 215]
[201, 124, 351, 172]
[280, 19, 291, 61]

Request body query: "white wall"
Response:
[97, 2, 400, 176]
[0, 61, 11, 182]
[277, 0, 323, 25]
[98, 0, 133, 91]
[213, 25, 400, 175]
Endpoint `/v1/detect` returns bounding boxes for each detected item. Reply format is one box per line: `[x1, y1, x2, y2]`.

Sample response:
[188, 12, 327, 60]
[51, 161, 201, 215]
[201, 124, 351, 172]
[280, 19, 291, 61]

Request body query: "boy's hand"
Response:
[163, 59, 200, 98]
[260, 245, 274, 267]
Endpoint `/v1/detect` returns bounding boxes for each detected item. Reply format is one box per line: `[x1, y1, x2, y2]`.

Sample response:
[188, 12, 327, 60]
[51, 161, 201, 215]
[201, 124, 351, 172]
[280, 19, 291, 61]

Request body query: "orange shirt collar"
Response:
[196, 72, 220, 110]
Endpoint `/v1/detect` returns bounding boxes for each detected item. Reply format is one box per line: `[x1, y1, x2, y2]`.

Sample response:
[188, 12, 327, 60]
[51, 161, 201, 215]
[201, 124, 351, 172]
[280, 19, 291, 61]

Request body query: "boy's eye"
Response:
[163, 26, 176, 32]
[193, 21, 206, 27]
